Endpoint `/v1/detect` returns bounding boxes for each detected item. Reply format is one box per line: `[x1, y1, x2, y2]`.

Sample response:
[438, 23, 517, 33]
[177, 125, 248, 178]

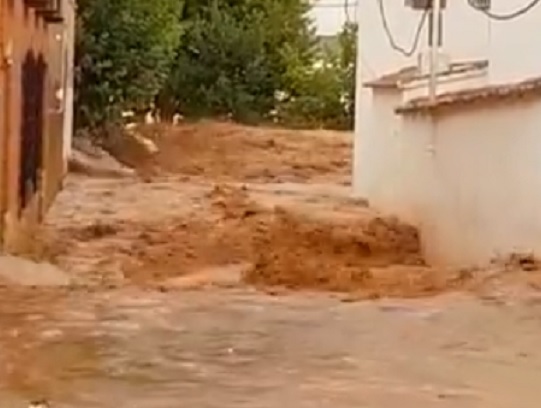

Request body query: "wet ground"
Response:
[1, 288, 541, 407]
[3, 122, 541, 406]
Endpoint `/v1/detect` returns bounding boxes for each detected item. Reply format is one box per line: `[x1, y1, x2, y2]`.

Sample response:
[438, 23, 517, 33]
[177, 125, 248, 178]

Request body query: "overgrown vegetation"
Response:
[75, 0, 357, 132]
[277, 22, 357, 130]
[74, 0, 183, 129]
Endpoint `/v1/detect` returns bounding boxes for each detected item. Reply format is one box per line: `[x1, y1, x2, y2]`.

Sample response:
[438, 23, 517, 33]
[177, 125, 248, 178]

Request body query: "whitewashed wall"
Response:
[354, 88, 403, 200]
[353, 0, 541, 266]
[402, 70, 488, 101]
[390, 100, 541, 266]
[357, 0, 490, 81]
[357, 0, 541, 85]
[354, 0, 491, 198]
[488, 0, 541, 84]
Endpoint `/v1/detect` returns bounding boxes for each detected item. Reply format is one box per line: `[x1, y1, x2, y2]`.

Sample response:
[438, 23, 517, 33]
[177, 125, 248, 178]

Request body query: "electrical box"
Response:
[404, 0, 447, 10]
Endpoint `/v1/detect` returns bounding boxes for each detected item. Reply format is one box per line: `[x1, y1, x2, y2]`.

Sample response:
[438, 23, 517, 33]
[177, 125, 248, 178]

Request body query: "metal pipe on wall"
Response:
[428, 0, 441, 102]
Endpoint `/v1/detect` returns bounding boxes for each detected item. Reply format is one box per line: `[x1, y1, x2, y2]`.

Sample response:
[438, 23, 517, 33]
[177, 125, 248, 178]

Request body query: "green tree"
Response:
[160, 0, 317, 122]
[338, 22, 358, 126]
[277, 22, 358, 130]
[75, 0, 183, 130]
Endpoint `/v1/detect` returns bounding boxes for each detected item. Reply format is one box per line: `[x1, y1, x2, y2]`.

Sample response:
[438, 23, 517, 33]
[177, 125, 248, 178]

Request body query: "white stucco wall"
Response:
[353, 87, 371, 193]
[354, 0, 491, 199]
[353, 88, 403, 201]
[354, 67, 488, 199]
[358, 0, 490, 82]
[388, 100, 541, 266]
[402, 70, 488, 101]
[358, 0, 541, 86]
[487, 0, 541, 84]
[354, 0, 541, 267]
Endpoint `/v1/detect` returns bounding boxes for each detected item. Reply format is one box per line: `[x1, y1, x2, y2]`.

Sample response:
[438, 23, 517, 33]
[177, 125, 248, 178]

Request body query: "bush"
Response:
[276, 22, 357, 130]
[75, 0, 357, 132]
[160, 0, 317, 123]
[74, 0, 183, 130]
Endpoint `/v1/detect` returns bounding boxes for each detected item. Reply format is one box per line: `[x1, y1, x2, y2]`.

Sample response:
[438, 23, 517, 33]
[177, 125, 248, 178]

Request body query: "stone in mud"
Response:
[0, 255, 71, 287]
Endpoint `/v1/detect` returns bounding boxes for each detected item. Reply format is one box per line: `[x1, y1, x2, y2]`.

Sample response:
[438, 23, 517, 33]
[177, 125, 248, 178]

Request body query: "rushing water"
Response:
[0, 287, 540, 408]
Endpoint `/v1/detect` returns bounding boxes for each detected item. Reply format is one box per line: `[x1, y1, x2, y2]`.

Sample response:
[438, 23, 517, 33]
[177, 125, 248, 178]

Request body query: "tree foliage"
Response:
[74, 0, 183, 129]
[160, 0, 317, 123]
[75, 0, 357, 131]
[277, 22, 357, 129]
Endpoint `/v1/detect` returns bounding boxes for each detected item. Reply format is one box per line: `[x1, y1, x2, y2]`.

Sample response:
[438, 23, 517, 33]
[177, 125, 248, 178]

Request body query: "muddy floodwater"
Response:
[6, 122, 541, 407]
[0, 287, 540, 408]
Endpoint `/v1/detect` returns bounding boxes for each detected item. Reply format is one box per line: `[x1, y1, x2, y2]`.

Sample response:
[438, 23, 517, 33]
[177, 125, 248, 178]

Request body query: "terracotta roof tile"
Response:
[396, 75, 541, 114]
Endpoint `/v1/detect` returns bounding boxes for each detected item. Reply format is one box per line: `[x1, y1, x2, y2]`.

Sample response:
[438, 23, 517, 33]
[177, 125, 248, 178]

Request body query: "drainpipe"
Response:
[0, 0, 9, 242]
[61, 0, 76, 174]
[353, 0, 363, 191]
[428, 0, 441, 102]
[0, 0, 4, 241]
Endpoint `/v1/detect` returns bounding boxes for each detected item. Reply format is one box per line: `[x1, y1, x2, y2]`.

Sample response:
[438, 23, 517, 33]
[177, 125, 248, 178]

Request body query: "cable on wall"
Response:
[467, 0, 541, 20]
[312, 1, 377, 78]
[377, 0, 428, 57]
[344, 0, 352, 22]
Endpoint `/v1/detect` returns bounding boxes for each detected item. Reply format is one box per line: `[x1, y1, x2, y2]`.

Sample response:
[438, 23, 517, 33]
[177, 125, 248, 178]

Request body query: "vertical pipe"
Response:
[354, 0, 362, 135]
[0, 0, 4, 242]
[62, 0, 76, 174]
[429, 0, 441, 102]
[437, 8, 443, 47]
[352, 0, 363, 191]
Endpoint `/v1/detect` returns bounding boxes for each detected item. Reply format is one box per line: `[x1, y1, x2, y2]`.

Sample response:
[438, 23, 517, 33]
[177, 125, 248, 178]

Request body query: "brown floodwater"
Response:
[0, 287, 540, 408]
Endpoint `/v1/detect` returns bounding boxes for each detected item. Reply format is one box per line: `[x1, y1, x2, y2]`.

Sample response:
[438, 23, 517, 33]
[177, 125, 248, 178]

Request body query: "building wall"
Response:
[354, 0, 541, 267]
[354, 0, 491, 203]
[488, 0, 541, 84]
[353, 88, 402, 200]
[0, 0, 73, 252]
[352, 84, 373, 193]
[402, 70, 488, 101]
[354, 68, 487, 198]
[357, 0, 541, 88]
[388, 100, 541, 266]
[357, 0, 490, 83]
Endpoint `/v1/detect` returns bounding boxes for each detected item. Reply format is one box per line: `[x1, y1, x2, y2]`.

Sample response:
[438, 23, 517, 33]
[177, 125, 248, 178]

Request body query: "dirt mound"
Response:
[118, 121, 352, 184]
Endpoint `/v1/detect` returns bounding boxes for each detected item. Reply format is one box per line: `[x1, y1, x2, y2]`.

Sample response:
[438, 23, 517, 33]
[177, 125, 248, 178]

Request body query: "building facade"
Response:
[0, 0, 75, 251]
[354, 0, 541, 266]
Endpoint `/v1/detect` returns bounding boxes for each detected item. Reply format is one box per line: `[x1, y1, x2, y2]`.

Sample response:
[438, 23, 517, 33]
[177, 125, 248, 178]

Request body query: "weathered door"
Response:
[19, 50, 46, 216]
[0, 0, 8, 243]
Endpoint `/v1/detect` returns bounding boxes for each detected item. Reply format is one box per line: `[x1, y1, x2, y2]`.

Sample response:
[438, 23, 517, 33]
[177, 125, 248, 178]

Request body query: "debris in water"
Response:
[28, 400, 50, 408]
